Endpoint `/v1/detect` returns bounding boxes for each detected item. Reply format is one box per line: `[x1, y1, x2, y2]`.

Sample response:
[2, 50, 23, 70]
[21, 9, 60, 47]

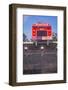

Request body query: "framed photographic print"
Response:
[9, 4, 66, 86]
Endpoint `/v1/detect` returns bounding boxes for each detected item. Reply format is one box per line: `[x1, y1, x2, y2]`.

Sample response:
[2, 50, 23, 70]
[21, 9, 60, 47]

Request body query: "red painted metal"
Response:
[32, 23, 52, 40]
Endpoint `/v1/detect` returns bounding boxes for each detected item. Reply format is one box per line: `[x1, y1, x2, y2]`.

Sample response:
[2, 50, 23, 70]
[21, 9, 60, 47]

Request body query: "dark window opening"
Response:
[37, 31, 47, 36]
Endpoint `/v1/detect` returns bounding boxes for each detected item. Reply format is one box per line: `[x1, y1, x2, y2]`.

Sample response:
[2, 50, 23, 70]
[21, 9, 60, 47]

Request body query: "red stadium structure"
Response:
[32, 23, 52, 42]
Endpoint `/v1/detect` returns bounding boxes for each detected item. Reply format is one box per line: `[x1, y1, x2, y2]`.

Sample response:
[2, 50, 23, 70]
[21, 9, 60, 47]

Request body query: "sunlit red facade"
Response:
[32, 23, 52, 41]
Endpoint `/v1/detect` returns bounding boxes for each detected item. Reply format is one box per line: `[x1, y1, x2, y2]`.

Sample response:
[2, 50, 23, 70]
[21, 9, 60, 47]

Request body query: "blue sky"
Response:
[23, 15, 57, 40]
